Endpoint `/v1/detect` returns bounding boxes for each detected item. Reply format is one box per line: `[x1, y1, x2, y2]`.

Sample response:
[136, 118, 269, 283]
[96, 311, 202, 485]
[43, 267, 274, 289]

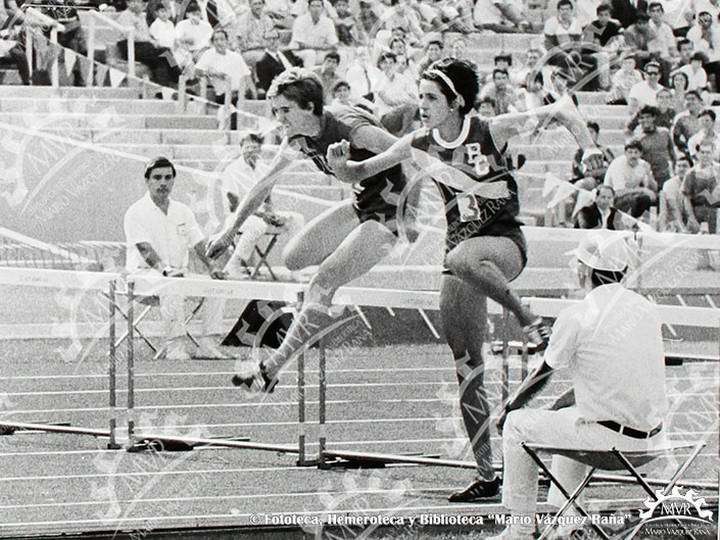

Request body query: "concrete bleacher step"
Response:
[0, 112, 218, 131]
[444, 32, 542, 52]
[516, 128, 625, 146]
[0, 97, 184, 116]
[0, 86, 140, 99]
[515, 143, 623, 160]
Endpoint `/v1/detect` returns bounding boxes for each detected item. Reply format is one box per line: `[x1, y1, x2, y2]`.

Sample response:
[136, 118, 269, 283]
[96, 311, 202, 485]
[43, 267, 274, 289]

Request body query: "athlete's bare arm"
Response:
[207, 138, 301, 258]
[329, 125, 405, 184]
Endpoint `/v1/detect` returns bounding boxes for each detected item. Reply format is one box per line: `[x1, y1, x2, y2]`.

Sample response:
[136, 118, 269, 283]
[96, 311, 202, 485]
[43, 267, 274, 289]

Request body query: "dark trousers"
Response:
[8, 43, 30, 85]
[215, 91, 239, 130]
[117, 40, 179, 87]
[616, 192, 653, 217]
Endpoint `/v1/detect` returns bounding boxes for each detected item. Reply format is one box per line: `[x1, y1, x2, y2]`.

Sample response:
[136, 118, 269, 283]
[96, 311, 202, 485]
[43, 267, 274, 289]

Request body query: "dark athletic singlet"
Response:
[290, 105, 407, 233]
[410, 115, 527, 264]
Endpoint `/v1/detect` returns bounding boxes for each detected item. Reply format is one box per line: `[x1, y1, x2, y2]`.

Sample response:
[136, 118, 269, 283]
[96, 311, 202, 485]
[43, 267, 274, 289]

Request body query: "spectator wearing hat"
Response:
[604, 141, 658, 218]
[124, 157, 227, 361]
[492, 232, 668, 540]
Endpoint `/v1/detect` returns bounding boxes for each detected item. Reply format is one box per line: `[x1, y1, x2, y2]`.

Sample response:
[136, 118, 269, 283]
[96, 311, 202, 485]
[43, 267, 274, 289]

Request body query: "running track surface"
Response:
[0, 340, 717, 539]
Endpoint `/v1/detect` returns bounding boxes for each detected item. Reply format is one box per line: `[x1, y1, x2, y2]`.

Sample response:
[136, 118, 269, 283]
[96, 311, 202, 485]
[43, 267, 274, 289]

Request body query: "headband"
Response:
[425, 69, 465, 108]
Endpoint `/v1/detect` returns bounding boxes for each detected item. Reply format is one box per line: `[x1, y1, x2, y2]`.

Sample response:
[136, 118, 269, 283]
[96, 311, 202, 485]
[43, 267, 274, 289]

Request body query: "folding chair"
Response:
[106, 288, 206, 359]
[521, 439, 707, 539]
[246, 227, 283, 281]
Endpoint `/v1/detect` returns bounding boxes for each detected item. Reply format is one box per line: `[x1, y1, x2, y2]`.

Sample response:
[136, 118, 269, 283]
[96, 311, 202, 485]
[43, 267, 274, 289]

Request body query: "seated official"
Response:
[491, 233, 669, 540]
[124, 157, 228, 361]
[220, 132, 305, 278]
[574, 185, 623, 229]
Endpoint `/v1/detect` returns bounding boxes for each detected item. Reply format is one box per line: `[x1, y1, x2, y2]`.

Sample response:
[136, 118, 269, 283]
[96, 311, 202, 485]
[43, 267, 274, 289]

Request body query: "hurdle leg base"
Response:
[296, 458, 320, 467]
[127, 438, 196, 453]
[321, 457, 387, 469]
[107, 442, 123, 450]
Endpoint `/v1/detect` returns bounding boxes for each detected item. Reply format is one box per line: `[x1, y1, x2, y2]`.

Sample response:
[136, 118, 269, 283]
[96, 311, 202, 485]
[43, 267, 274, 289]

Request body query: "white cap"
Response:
[572, 233, 631, 272]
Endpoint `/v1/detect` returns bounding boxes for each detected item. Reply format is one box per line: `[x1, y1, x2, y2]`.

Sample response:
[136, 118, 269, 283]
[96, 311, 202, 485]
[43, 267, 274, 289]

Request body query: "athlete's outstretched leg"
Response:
[440, 275, 500, 501]
[445, 236, 545, 342]
[235, 219, 397, 390]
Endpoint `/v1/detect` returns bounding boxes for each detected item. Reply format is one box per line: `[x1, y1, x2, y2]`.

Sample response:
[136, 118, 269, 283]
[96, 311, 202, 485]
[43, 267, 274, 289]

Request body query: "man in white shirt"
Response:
[491, 233, 669, 540]
[676, 52, 709, 91]
[195, 29, 256, 99]
[149, 4, 176, 49]
[235, 0, 276, 68]
[289, 0, 339, 66]
[604, 140, 659, 217]
[124, 157, 227, 361]
[647, 2, 677, 85]
[175, 2, 213, 57]
[686, 108, 720, 159]
[544, 0, 584, 72]
[628, 61, 665, 115]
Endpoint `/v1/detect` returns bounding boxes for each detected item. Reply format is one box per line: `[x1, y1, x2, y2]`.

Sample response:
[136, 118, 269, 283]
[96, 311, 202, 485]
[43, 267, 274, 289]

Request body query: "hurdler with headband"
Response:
[325, 58, 606, 502]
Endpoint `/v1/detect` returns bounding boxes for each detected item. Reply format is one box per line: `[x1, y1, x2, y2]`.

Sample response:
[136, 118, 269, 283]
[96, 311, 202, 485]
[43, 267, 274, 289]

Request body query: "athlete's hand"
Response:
[206, 231, 234, 259]
[327, 140, 351, 171]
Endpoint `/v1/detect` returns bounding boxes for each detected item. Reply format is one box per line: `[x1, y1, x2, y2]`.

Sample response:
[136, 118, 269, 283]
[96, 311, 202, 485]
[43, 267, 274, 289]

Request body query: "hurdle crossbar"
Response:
[128, 432, 299, 453]
[0, 421, 110, 438]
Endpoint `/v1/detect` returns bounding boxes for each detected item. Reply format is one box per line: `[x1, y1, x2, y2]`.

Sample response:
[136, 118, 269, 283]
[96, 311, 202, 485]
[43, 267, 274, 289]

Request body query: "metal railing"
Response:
[85, 9, 135, 85]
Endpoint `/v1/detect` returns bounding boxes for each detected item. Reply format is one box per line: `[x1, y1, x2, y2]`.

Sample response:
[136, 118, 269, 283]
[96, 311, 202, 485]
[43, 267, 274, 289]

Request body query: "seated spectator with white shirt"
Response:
[628, 61, 666, 116]
[544, 0, 584, 75]
[235, 0, 276, 69]
[674, 51, 709, 91]
[491, 233, 669, 540]
[660, 156, 692, 232]
[174, 2, 213, 63]
[605, 140, 659, 218]
[289, 0, 339, 66]
[149, 4, 176, 49]
[686, 11, 720, 90]
[124, 156, 227, 361]
[220, 132, 305, 278]
[607, 54, 644, 105]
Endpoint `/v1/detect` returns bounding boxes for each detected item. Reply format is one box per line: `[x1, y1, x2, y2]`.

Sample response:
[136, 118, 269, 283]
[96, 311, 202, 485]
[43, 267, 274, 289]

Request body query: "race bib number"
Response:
[457, 193, 482, 222]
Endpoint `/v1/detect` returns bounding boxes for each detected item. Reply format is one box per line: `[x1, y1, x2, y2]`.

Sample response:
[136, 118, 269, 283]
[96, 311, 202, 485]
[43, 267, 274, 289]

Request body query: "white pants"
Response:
[502, 407, 668, 515]
[225, 211, 305, 270]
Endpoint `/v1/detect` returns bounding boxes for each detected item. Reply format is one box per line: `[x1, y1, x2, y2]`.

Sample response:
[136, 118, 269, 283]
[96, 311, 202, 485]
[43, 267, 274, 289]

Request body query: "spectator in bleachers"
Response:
[116, 0, 180, 88]
[686, 11, 720, 89]
[374, 50, 417, 114]
[605, 140, 658, 217]
[635, 105, 675, 188]
[659, 156, 692, 231]
[331, 79, 377, 112]
[479, 68, 520, 114]
[220, 131, 305, 277]
[377, 3, 424, 45]
[494, 53, 512, 72]
[623, 13, 656, 69]
[195, 28, 257, 128]
[543, 0, 584, 77]
[332, 0, 360, 45]
[690, 0, 720, 21]
[647, 2, 677, 84]
[673, 37, 695, 70]
[0, 0, 30, 85]
[473, 0, 529, 33]
[682, 140, 719, 235]
[626, 88, 677, 134]
[609, 0, 648, 28]
[511, 48, 547, 88]
[147, 0, 183, 25]
[345, 46, 379, 100]
[255, 29, 304, 97]
[175, 2, 213, 57]
[357, 0, 380, 44]
[628, 61, 666, 115]
[289, 0, 339, 66]
[669, 69, 689, 109]
[235, 0, 276, 69]
[200, 0, 238, 30]
[312, 50, 342, 101]
[149, 4, 176, 48]
[389, 37, 418, 78]
[416, 38, 443, 76]
[476, 96, 497, 117]
[449, 35, 467, 59]
[674, 51, 709, 90]
[607, 54, 643, 104]
[673, 89, 704, 154]
[574, 184, 622, 229]
[581, 4, 623, 91]
[687, 108, 720, 158]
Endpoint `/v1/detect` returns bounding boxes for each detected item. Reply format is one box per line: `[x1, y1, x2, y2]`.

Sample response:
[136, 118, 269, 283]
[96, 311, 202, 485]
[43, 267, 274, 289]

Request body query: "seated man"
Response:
[116, 0, 180, 87]
[254, 29, 304, 98]
[220, 132, 305, 278]
[660, 156, 692, 232]
[574, 184, 622, 229]
[124, 156, 227, 360]
[174, 2, 213, 67]
[289, 0, 339, 66]
[682, 140, 720, 234]
[0, 0, 34, 85]
[604, 141, 658, 218]
[492, 233, 669, 540]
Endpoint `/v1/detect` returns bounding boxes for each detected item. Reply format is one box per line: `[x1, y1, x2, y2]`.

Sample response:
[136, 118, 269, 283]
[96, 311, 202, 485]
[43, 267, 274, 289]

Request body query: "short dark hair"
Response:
[493, 68, 510, 79]
[625, 140, 643, 152]
[700, 108, 717, 121]
[144, 156, 176, 179]
[596, 3, 611, 14]
[332, 80, 351, 93]
[324, 51, 341, 63]
[186, 2, 202, 13]
[590, 267, 626, 287]
[478, 96, 497, 109]
[685, 89, 702, 100]
[597, 184, 615, 197]
[267, 68, 326, 116]
[677, 38, 692, 51]
[377, 51, 397, 67]
[557, 0, 573, 9]
[428, 40, 443, 49]
[240, 131, 264, 146]
[637, 12, 650, 21]
[586, 121, 600, 133]
[494, 53, 512, 66]
[639, 105, 659, 117]
[691, 51, 707, 62]
[648, 2, 664, 11]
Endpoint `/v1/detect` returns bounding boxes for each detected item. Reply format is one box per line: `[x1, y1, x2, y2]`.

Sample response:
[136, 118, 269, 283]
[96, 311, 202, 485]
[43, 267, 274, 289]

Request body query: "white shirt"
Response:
[289, 13, 339, 49]
[686, 128, 720, 157]
[544, 16, 583, 43]
[628, 80, 663, 107]
[175, 18, 213, 52]
[686, 24, 720, 62]
[545, 283, 669, 430]
[648, 19, 676, 56]
[676, 63, 708, 90]
[195, 47, 251, 94]
[149, 18, 176, 49]
[604, 155, 654, 191]
[221, 155, 270, 214]
[124, 193, 204, 272]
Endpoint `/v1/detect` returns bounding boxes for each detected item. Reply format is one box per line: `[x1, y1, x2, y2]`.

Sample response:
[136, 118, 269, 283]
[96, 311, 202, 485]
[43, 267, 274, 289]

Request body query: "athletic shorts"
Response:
[353, 199, 407, 237]
[441, 225, 528, 277]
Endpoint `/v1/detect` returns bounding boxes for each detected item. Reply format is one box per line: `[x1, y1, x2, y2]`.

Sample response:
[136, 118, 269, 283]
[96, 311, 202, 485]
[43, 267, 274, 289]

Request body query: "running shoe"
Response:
[231, 361, 277, 393]
[523, 317, 552, 352]
[448, 476, 501, 502]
